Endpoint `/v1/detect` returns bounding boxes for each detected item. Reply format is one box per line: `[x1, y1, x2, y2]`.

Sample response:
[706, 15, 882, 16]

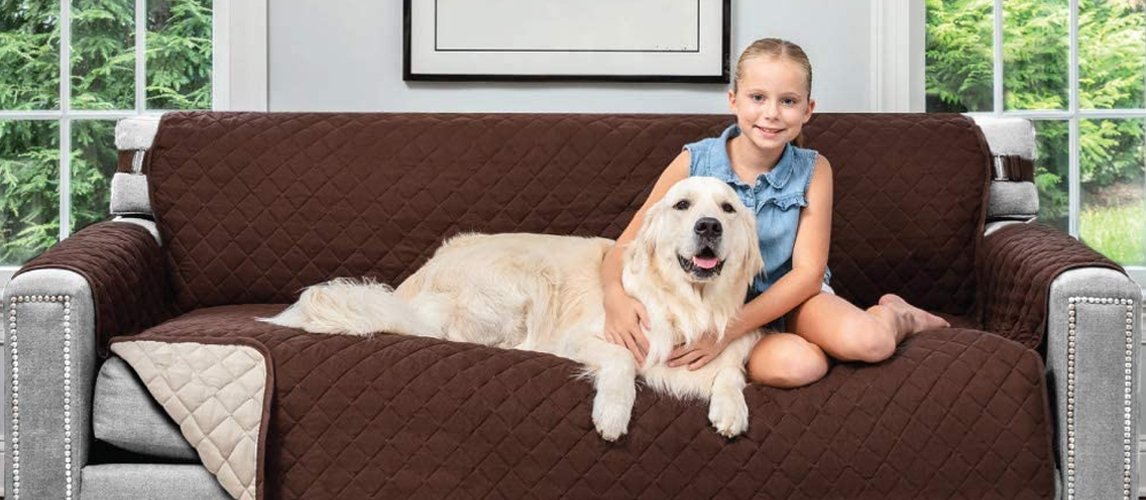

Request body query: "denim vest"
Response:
[684, 124, 832, 303]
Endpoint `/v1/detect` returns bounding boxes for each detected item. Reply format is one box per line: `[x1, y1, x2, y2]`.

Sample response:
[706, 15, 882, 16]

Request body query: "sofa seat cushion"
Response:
[80, 463, 231, 500]
[111, 304, 1054, 499]
[93, 356, 199, 461]
[935, 312, 981, 330]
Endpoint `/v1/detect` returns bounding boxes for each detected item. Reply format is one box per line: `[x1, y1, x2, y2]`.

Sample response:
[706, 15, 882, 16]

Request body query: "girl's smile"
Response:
[755, 126, 786, 138]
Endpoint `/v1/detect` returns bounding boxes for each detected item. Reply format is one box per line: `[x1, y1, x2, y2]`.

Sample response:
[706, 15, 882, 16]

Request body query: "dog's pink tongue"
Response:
[692, 256, 719, 270]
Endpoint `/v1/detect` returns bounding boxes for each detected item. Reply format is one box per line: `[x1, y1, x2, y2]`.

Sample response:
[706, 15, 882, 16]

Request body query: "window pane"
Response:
[71, 0, 136, 110]
[925, 0, 994, 112]
[1079, 0, 1145, 109]
[71, 120, 116, 232]
[146, 0, 211, 110]
[1080, 118, 1145, 266]
[0, 1, 61, 110]
[0, 120, 59, 265]
[1033, 120, 1070, 232]
[1003, 0, 1068, 111]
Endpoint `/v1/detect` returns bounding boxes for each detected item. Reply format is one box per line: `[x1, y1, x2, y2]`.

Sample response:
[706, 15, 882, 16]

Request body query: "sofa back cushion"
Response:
[146, 112, 989, 315]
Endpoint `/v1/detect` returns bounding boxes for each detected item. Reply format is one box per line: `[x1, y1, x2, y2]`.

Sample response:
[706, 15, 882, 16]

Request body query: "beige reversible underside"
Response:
[111, 341, 266, 500]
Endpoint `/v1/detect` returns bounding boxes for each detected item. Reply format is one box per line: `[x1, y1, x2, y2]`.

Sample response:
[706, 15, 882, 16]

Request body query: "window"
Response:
[0, 0, 215, 269]
[926, 0, 1146, 279]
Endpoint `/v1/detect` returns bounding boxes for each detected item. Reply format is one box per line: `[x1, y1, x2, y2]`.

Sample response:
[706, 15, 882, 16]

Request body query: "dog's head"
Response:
[632, 177, 763, 290]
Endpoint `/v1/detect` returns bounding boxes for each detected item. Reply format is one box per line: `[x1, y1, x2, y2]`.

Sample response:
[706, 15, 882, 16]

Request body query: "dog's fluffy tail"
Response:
[259, 277, 449, 337]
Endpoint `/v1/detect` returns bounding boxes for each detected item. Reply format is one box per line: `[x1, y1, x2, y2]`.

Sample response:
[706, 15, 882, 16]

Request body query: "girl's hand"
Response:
[603, 287, 651, 366]
[667, 333, 730, 370]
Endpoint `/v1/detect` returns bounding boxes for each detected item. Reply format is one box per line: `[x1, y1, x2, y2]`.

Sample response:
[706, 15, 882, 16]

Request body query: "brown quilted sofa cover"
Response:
[141, 113, 986, 316]
[92, 112, 1069, 498]
[15, 221, 173, 356]
[123, 305, 1053, 499]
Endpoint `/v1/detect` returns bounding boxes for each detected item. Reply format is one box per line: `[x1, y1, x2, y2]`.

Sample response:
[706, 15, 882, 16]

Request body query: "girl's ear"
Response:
[803, 98, 816, 123]
[727, 88, 737, 113]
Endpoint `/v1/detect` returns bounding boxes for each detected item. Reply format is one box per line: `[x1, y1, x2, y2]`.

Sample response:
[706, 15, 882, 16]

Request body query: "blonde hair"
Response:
[733, 38, 813, 96]
[732, 38, 813, 147]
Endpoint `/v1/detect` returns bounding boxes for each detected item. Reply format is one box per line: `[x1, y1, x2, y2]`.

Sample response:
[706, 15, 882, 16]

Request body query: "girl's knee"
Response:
[747, 338, 829, 389]
[836, 316, 896, 363]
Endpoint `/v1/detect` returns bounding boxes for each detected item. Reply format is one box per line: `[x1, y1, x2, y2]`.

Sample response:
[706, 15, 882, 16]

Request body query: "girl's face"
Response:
[727, 56, 815, 152]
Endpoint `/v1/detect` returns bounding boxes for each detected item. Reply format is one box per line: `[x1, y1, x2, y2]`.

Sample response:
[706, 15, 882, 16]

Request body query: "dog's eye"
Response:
[673, 200, 690, 210]
[721, 202, 736, 213]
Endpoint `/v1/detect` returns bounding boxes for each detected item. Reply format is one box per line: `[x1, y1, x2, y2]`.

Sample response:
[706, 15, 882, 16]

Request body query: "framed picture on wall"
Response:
[403, 0, 731, 83]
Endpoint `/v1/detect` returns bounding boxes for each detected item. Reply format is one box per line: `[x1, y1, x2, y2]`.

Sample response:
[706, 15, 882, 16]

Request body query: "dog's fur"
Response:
[263, 177, 765, 440]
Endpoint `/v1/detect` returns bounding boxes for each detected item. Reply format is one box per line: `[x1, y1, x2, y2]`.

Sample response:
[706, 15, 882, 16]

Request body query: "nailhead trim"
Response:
[63, 295, 72, 500]
[9, 296, 18, 500]
[1067, 296, 1136, 500]
[7, 295, 74, 500]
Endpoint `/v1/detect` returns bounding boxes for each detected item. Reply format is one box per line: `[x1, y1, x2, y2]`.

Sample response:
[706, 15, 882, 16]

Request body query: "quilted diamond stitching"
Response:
[105, 112, 1069, 499]
[16, 221, 174, 355]
[147, 113, 986, 316]
[119, 305, 1054, 499]
[976, 222, 1123, 349]
[111, 340, 266, 500]
[808, 114, 988, 314]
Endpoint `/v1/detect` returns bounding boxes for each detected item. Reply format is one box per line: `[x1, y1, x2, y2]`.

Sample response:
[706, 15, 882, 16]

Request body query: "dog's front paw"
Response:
[592, 398, 632, 442]
[708, 391, 749, 438]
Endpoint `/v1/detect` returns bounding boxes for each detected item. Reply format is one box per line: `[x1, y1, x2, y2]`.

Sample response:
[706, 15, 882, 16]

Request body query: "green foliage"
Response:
[147, 0, 212, 109]
[1002, 0, 1069, 111]
[0, 0, 211, 265]
[71, 0, 135, 110]
[0, 121, 59, 264]
[1033, 121, 1070, 229]
[925, 0, 994, 112]
[0, 0, 59, 110]
[927, 0, 1146, 231]
[1081, 202, 1146, 265]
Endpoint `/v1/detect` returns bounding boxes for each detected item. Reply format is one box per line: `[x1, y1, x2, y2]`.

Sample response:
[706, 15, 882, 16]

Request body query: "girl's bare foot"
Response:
[879, 294, 950, 334]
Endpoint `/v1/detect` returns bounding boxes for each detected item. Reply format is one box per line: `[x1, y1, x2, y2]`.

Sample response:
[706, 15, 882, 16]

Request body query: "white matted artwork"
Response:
[403, 0, 730, 82]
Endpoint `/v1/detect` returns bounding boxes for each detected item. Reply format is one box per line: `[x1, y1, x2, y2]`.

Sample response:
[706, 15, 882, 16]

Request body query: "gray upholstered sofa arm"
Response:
[4, 269, 98, 500]
[973, 115, 1142, 499]
[3, 218, 170, 500]
[1047, 268, 1141, 500]
[978, 222, 1139, 500]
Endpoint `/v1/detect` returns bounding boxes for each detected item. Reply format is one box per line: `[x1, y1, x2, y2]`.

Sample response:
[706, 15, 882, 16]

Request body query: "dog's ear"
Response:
[635, 202, 666, 261]
[734, 210, 764, 287]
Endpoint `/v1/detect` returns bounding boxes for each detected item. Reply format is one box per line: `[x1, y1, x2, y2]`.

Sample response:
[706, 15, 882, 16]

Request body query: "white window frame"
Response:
[0, 0, 267, 291]
[875, 0, 1146, 289]
[970, 0, 1146, 290]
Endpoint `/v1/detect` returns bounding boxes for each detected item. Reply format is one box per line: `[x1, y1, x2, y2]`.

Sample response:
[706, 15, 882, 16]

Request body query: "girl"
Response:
[600, 38, 950, 389]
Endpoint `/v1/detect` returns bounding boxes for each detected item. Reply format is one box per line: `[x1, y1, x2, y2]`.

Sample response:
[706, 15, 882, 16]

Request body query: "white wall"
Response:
[269, 1, 874, 113]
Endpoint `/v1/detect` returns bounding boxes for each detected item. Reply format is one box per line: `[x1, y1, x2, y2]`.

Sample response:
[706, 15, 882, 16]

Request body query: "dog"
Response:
[263, 176, 765, 441]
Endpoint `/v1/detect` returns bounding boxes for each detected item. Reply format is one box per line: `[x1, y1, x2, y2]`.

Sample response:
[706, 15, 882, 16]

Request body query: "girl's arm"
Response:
[669, 155, 833, 369]
[728, 154, 833, 338]
[601, 150, 691, 364]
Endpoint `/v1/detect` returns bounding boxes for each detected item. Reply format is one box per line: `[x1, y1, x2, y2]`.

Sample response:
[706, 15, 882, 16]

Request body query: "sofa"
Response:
[3, 112, 1140, 500]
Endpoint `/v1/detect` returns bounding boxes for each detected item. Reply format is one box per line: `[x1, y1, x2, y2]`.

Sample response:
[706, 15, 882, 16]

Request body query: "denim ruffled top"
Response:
[684, 124, 832, 303]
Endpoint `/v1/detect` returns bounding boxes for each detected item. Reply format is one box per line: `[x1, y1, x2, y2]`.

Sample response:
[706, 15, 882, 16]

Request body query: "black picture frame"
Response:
[403, 0, 731, 83]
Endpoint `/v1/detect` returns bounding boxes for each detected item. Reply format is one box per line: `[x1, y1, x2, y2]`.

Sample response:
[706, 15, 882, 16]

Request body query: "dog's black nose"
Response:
[694, 217, 722, 238]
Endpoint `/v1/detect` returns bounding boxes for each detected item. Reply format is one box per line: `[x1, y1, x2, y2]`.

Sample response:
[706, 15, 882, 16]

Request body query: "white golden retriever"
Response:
[264, 177, 765, 441]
